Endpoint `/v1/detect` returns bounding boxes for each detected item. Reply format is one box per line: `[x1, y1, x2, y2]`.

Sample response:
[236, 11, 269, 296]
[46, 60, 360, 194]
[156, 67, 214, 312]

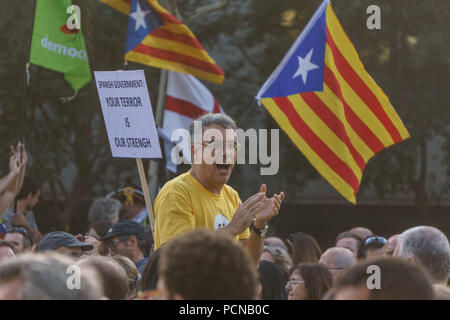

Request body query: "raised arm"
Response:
[5, 144, 27, 196]
[0, 149, 22, 194]
[0, 190, 16, 219]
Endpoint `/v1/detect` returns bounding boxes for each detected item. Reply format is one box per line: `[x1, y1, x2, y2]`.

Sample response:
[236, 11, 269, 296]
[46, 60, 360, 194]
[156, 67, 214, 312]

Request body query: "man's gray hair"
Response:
[88, 198, 121, 224]
[0, 252, 103, 299]
[398, 226, 450, 283]
[189, 113, 236, 144]
[321, 247, 356, 269]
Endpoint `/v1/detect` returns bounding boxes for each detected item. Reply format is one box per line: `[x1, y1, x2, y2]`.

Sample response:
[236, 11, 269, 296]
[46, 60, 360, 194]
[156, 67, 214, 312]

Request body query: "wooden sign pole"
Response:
[136, 158, 155, 235]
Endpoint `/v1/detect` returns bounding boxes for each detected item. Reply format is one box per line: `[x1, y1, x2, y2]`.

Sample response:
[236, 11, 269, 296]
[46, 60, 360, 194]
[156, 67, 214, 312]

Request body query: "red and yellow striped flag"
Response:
[256, 0, 410, 204]
[100, 0, 225, 84]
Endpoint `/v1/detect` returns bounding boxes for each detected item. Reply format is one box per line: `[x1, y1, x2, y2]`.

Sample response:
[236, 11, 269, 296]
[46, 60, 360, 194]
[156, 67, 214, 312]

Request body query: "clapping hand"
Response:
[254, 184, 285, 229]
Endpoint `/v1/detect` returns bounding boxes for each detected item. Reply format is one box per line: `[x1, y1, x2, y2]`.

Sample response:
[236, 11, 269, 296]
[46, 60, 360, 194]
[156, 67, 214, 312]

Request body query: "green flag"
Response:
[30, 0, 91, 92]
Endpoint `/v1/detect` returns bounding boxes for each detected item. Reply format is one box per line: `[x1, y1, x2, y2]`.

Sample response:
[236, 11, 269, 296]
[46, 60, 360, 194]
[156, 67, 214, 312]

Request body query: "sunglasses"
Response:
[365, 236, 387, 246]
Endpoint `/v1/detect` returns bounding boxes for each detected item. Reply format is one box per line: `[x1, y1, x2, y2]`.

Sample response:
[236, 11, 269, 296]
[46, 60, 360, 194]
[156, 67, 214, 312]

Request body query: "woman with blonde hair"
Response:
[260, 245, 292, 282]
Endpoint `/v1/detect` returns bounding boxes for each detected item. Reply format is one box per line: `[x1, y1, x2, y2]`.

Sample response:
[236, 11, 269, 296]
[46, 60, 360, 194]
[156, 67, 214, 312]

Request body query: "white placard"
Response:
[94, 70, 162, 159]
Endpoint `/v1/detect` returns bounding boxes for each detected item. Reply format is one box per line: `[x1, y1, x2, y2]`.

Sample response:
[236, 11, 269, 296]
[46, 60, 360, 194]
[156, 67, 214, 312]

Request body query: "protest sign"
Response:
[95, 70, 161, 233]
[94, 70, 162, 159]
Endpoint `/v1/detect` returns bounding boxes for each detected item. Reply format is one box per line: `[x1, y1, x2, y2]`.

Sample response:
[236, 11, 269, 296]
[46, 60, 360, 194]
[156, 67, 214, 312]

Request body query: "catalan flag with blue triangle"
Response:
[101, 0, 225, 84]
[256, 0, 410, 204]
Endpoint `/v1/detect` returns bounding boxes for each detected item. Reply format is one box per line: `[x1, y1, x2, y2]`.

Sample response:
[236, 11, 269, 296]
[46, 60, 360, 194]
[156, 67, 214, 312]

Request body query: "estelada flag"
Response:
[256, 0, 410, 204]
[100, 0, 225, 84]
[162, 71, 224, 172]
[30, 0, 91, 92]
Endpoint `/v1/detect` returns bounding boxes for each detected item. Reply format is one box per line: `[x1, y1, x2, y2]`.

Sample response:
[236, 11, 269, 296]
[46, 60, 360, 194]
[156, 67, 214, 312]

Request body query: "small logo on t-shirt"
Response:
[214, 214, 229, 230]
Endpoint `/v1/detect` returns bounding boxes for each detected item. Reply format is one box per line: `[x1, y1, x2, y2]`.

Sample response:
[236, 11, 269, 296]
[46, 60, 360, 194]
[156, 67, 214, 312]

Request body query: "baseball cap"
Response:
[102, 220, 145, 241]
[37, 231, 94, 252]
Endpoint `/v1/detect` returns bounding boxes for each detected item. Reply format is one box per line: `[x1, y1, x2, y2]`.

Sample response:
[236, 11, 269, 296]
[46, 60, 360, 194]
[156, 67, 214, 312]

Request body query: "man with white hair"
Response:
[319, 247, 356, 283]
[395, 226, 450, 285]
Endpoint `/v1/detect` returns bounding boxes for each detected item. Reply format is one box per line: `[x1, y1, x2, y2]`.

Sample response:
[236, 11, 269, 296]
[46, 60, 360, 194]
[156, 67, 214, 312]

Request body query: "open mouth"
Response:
[215, 163, 232, 174]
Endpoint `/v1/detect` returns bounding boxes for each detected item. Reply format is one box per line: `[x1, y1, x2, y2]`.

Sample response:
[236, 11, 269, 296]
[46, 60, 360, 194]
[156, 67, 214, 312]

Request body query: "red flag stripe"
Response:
[301, 92, 366, 172]
[150, 28, 205, 50]
[273, 96, 360, 194]
[323, 65, 385, 154]
[148, 1, 183, 25]
[325, 27, 403, 143]
[157, 12, 183, 25]
[165, 95, 209, 119]
[212, 98, 221, 113]
[132, 43, 225, 75]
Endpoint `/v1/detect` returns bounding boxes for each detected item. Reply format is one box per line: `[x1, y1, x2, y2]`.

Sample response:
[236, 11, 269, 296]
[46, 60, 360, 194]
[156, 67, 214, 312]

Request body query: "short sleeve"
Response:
[154, 183, 195, 249]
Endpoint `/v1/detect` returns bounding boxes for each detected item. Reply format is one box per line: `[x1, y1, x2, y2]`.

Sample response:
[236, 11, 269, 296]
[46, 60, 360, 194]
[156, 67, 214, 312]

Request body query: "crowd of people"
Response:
[0, 114, 449, 300]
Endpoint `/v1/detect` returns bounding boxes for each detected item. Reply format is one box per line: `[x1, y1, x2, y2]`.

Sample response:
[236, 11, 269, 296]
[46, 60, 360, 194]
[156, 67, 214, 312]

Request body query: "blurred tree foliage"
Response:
[0, 0, 448, 222]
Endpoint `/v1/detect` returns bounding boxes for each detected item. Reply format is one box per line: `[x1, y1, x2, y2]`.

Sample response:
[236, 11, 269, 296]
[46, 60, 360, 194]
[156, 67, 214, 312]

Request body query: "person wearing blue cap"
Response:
[101, 220, 148, 273]
[36, 231, 93, 259]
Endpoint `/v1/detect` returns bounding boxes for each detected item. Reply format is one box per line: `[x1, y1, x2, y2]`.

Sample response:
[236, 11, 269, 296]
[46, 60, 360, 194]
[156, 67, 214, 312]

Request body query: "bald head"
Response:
[320, 247, 356, 282]
[384, 234, 400, 256]
[349, 227, 373, 240]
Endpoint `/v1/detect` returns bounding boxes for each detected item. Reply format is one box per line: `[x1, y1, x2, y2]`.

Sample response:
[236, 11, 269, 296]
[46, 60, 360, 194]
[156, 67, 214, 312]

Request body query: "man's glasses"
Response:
[364, 236, 387, 246]
[200, 140, 241, 151]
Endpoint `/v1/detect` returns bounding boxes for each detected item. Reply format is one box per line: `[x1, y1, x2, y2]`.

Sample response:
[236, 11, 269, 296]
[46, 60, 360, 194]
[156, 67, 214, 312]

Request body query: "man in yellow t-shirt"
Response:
[154, 113, 284, 264]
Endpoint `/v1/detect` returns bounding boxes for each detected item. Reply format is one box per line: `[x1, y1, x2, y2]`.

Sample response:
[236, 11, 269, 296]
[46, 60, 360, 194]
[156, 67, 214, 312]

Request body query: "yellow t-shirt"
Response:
[154, 171, 250, 249]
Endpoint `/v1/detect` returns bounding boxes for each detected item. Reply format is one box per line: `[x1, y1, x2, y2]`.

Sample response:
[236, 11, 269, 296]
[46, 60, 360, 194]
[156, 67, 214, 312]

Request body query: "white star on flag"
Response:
[130, 2, 150, 32]
[292, 48, 319, 85]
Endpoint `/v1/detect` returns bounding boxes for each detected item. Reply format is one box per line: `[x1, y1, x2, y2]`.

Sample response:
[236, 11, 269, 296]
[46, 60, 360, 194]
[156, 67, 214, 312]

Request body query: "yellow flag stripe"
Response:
[100, 0, 130, 15]
[316, 85, 375, 162]
[141, 35, 216, 65]
[287, 94, 363, 180]
[125, 51, 224, 84]
[326, 6, 410, 140]
[260, 97, 357, 204]
[325, 45, 395, 147]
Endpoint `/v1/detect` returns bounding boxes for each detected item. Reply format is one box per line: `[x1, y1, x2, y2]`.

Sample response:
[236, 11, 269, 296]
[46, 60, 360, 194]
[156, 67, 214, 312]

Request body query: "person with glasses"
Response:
[154, 113, 284, 265]
[319, 247, 356, 283]
[364, 235, 387, 259]
[4, 227, 32, 254]
[285, 263, 332, 300]
[36, 231, 93, 259]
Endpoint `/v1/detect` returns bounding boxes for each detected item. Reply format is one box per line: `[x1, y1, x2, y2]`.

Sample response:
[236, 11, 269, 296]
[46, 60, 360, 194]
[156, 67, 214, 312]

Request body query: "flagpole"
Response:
[147, 69, 167, 203]
[147, 0, 178, 203]
[19, 0, 37, 154]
